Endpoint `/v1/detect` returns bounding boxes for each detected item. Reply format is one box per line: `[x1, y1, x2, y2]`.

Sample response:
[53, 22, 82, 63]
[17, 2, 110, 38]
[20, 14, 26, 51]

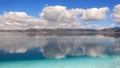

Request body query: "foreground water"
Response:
[0, 56, 120, 68]
[0, 33, 120, 68]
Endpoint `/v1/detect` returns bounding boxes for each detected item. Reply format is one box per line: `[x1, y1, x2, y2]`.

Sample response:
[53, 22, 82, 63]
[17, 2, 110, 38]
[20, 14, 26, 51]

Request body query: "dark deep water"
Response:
[0, 33, 120, 68]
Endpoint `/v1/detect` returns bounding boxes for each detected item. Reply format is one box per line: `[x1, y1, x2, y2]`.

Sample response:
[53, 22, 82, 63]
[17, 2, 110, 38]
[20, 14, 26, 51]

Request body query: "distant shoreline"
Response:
[0, 27, 120, 37]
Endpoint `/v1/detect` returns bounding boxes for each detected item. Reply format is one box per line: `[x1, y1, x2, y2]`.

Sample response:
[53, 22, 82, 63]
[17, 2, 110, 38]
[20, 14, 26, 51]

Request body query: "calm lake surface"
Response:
[0, 33, 120, 68]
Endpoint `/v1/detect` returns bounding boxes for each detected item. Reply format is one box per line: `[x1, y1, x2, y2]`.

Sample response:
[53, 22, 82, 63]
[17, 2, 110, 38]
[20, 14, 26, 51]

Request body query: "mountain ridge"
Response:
[0, 27, 120, 32]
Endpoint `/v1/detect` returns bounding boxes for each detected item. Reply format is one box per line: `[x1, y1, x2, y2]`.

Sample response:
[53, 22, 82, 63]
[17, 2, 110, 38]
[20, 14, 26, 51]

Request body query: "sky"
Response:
[0, 0, 120, 29]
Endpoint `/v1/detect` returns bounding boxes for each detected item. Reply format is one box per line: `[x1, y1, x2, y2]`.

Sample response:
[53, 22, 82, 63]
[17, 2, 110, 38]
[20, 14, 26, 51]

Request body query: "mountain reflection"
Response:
[0, 33, 120, 60]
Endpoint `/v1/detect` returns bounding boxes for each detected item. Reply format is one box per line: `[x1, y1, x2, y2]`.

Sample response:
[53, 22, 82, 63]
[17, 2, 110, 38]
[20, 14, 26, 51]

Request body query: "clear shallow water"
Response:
[0, 57, 119, 68]
[0, 33, 120, 68]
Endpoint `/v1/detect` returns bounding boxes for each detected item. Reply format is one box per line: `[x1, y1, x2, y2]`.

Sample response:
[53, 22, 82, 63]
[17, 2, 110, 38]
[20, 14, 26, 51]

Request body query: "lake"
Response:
[0, 33, 120, 68]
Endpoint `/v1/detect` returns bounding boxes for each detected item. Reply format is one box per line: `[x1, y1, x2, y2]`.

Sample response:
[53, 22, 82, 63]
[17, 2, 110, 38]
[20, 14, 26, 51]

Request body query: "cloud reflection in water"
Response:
[0, 33, 120, 60]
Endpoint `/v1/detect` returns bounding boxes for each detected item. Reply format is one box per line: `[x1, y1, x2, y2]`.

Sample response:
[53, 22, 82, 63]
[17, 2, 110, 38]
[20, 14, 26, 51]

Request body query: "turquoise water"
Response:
[0, 33, 120, 68]
[0, 57, 118, 68]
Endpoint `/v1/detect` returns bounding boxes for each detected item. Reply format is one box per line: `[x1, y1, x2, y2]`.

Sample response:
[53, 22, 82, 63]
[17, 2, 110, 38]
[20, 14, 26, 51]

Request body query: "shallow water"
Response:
[0, 56, 120, 68]
[0, 33, 120, 68]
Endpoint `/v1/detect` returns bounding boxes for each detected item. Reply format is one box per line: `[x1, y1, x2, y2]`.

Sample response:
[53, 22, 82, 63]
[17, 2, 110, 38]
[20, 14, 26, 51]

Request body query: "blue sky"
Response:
[0, 0, 120, 16]
[0, 0, 120, 29]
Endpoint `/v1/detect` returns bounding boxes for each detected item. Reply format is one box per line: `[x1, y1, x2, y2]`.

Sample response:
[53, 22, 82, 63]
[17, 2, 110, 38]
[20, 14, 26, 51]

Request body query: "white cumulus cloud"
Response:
[113, 4, 120, 23]
[40, 6, 84, 28]
[0, 5, 110, 29]
[81, 7, 109, 21]
[0, 12, 40, 29]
